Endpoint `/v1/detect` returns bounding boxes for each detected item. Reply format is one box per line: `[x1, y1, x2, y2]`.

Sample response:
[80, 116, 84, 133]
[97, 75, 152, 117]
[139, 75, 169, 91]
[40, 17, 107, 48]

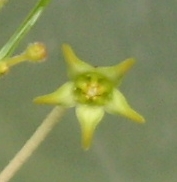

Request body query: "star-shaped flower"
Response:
[34, 44, 145, 150]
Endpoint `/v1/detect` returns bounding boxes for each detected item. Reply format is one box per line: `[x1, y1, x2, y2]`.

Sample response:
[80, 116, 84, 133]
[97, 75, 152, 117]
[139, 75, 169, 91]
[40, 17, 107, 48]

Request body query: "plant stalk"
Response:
[0, 106, 65, 182]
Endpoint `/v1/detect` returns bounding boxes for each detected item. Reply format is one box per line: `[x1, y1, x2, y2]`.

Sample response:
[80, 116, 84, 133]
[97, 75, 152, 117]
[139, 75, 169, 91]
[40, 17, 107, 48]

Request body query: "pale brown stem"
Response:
[0, 106, 65, 182]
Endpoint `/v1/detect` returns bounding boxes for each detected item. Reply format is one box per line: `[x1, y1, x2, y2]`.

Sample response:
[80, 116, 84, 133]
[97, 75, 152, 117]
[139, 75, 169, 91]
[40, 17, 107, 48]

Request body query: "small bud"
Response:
[0, 62, 9, 76]
[25, 42, 47, 62]
[0, 0, 8, 9]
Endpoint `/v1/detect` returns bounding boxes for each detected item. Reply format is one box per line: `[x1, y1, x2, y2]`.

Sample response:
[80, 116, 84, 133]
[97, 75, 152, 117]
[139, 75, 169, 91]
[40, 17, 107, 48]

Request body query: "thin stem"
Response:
[0, 106, 65, 182]
[0, 0, 51, 60]
[2, 54, 27, 67]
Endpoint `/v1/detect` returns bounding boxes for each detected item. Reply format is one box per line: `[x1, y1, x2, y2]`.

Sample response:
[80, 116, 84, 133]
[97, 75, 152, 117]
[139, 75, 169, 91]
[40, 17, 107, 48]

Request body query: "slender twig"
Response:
[0, 106, 65, 182]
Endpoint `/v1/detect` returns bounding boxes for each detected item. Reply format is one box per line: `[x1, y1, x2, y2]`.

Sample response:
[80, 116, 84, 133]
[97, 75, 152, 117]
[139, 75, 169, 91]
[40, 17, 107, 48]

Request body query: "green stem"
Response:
[0, 0, 51, 60]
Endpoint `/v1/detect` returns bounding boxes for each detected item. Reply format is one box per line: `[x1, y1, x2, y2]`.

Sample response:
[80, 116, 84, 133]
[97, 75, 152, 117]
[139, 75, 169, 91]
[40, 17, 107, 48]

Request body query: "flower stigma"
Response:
[73, 72, 113, 106]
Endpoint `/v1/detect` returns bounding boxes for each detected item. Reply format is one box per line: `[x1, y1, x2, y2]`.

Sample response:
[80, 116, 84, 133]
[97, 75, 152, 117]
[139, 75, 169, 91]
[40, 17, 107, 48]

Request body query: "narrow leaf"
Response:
[0, 0, 51, 60]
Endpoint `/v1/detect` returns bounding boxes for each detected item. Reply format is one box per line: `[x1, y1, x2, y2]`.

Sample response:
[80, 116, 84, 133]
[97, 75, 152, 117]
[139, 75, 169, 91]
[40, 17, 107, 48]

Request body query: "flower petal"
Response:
[105, 89, 145, 123]
[33, 82, 75, 107]
[62, 44, 94, 79]
[96, 58, 135, 85]
[76, 105, 104, 150]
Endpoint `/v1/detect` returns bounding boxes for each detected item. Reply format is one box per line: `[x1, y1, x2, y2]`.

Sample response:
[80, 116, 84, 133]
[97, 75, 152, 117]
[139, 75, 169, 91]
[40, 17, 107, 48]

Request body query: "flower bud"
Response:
[0, 62, 9, 76]
[25, 42, 47, 62]
[0, 0, 8, 9]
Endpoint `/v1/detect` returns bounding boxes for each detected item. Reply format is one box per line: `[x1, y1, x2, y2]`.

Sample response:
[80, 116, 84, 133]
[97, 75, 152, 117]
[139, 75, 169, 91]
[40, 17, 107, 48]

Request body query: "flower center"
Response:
[87, 84, 98, 96]
[73, 72, 113, 106]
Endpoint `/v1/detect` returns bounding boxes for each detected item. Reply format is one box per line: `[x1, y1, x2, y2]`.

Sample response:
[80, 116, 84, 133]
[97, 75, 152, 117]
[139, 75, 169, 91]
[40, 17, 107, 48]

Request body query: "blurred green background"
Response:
[0, 0, 177, 181]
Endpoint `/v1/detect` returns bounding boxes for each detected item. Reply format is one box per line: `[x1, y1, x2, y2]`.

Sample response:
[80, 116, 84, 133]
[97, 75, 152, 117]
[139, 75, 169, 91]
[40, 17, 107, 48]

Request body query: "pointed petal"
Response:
[105, 89, 145, 123]
[33, 82, 75, 107]
[76, 105, 104, 150]
[62, 44, 94, 78]
[97, 58, 135, 85]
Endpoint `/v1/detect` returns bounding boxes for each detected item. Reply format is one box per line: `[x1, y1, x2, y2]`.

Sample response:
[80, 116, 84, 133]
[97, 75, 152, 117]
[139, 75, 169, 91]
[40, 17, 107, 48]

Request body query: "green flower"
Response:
[34, 44, 145, 150]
